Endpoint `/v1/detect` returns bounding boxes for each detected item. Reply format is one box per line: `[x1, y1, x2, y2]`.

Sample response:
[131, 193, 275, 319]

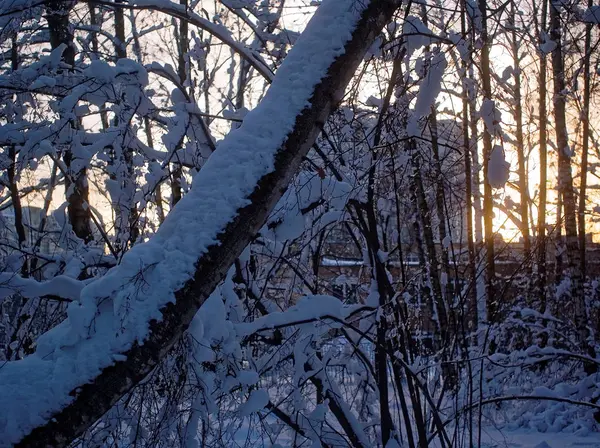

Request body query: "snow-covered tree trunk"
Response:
[3, 1, 401, 445]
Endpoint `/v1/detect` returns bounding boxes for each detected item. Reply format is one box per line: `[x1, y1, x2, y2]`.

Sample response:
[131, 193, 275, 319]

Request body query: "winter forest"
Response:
[2, 0, 600, 446]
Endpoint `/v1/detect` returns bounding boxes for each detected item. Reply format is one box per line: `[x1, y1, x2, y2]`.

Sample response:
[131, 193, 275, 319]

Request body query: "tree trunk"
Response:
[130, 10, 166, 225]
[170, 0, 189, 207]
[478, 0, 497, 322]
[510, 2, 531, 268]
[46, 0, 93, 243]
[578, 0, 592, 288]
[412, 151, 448, 348]
[460, 1, 477, 334]
[430, 104, 451, 305]
[114, 0, 127, 59]
[8, 38, 27, 256]
[550, 1, 589, 349]
[536, 0, 548, 312]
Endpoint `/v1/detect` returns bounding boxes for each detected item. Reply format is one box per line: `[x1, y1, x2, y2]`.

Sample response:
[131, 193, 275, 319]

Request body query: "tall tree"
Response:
[510, 1, 531, 267]
[550, 0, 589, 350]
[536, 0, 549, 311]
[46, 0, 93, 242]
[478, 0, 497, 322]
[578, 0, 593, 287]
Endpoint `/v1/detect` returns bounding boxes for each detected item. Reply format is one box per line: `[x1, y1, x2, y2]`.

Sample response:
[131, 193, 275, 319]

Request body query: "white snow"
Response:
[582, 6, 600, 24]
[442, 235, 452, 248]
[263, 171, 352, 241]
[463, 427, 600, 448]
[0, 0, 367, 443]
[465, 0, 482, 32]
[403, 16, 433, 56]
[480, 98, 502, 136]
[127, 0, 274, 81]
[237, 389, 269, 417]
[540, 31, 557, 55]
[0, 273, 86, 302]
[408, 52, 447, 137]
[487, 145, 510, 188]
[236, 295, 363, 337]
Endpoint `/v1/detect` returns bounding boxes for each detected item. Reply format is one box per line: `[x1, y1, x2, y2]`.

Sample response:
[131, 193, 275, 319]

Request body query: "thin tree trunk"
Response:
[4, 36, 29, 361]
[469, 94, 483, 245]
[550, 1, 589, 349]
[88, 3, 110, 129]
[578, 0, 592, 288]
[47, 0, 93, 243]
[364, 52, 400, 446]
[130, 10, 166, 224]
[536, 0, 549, 312]
[8, 37, 27, 257]
[466, 12, 484, 326]
[478, 0, 497, 322]
[412, 151, 448, 348]
[114, 0, 127, 59]
[460, 1, 477, 334]
[430, 102, 451, 304]
[111, 6, 140, 249]
[555, 191, 564, 284]
[510, 2, 531, 268]
[8, 147, 26, 252]
[170, 0, 189, 207]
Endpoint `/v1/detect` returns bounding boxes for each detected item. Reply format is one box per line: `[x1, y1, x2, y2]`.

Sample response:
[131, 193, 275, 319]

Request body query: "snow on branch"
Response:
[0, 0, 401, 445]
[236, 295, 371, 337]
[0, 273, 85, 303]
[92, 0, 275, 81]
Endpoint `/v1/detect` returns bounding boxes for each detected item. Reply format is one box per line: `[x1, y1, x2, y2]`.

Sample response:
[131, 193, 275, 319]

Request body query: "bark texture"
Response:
[46, 0, 93, 243]
[550, 2, 589, 349]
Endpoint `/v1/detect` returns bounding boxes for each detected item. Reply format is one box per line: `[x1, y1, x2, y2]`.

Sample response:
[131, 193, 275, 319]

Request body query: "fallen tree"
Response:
[0, 0, 400, 445]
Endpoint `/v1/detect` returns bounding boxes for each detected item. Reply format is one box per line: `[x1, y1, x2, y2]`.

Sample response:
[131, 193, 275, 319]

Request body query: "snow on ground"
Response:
[230, 420, 600, 447]
[474, 427, 600, 447]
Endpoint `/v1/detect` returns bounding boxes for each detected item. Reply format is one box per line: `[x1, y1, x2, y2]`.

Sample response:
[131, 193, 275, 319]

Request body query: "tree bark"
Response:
[578, 0, 592, 288]
[130, 10, 166, 225]
[460, 0, 477, 334]
[478, 0, 497, 322]
[430, 111, 452, 308]
[169, 0, 189, 207]
[536, 0, 548, 312]
[550, 1, 589, 349]
[114, 0, 127, 59]
[46, 0, 93, 243]
[510, 2, 531, 268]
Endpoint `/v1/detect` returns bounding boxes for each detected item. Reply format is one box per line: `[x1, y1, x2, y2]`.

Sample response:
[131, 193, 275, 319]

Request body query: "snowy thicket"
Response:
[1, 0, 600, 447]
